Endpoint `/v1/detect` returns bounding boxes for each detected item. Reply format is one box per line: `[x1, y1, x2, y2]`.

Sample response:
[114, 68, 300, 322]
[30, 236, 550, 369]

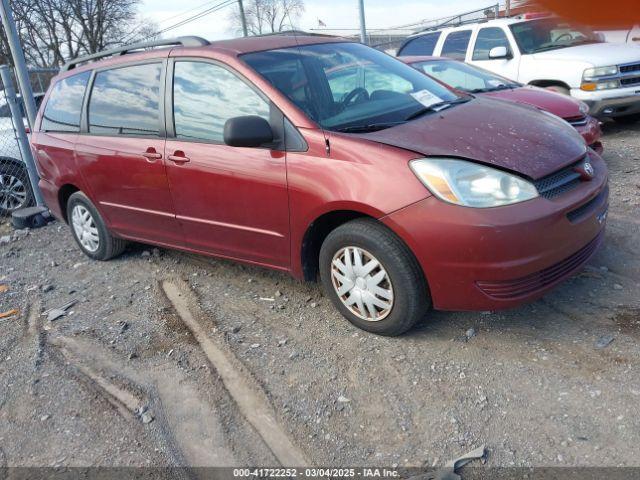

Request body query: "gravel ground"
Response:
[0, 121, 639, 471]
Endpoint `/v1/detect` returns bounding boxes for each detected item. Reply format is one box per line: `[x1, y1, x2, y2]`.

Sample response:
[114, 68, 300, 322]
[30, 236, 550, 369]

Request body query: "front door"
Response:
[76, 61, 183, 247]
[165, 60, 290, 269]
[468, 27, 521, 81]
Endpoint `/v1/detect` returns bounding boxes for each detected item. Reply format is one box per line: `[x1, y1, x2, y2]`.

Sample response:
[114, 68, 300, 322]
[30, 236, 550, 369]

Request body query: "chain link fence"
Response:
[0, 68, 55, 216]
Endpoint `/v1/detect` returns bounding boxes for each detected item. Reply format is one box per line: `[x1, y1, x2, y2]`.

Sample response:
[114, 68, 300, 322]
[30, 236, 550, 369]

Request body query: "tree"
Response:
[0, 0, 158, 68]
[229, 0, 305, 36]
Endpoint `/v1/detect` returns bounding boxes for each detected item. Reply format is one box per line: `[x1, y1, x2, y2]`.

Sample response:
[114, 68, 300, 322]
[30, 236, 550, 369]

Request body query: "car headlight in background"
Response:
[583, 66, 618, 78]
[578, 101, 590, 115]
[410, 158, 539, 208]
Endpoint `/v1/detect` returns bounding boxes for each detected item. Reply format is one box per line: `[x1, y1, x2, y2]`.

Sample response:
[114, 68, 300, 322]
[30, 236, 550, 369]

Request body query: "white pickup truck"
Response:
[397, 15, 640, 123]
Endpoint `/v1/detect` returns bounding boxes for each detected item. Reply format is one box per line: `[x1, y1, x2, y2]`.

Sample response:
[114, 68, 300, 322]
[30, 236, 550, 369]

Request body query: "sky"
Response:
[140, 0, 489, 40]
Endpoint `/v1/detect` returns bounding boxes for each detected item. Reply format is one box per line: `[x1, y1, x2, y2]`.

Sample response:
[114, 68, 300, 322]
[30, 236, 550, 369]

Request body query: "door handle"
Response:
[168, 151, 190, 164]
[141, 148, 162, 161]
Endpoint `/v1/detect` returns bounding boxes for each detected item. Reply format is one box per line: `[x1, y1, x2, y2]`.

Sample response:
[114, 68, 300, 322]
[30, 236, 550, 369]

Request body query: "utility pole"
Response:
[505, 0, 511, 17]
[238, 0, 249, 37]
[0, 0, 37, 129]
[358, 0, 367, 44]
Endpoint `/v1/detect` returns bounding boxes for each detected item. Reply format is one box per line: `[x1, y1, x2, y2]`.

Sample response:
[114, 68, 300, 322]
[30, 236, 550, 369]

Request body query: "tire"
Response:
[319, 218, 430, 336]
[0, 162, 34, 216]
[613, 113, 640, 124]
[66, 191, 127, 261]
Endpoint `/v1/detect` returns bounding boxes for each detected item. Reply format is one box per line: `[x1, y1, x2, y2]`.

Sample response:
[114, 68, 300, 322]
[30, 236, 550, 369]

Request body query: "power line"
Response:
[154, 0, 237, 36]
[156, 0, 227, 25]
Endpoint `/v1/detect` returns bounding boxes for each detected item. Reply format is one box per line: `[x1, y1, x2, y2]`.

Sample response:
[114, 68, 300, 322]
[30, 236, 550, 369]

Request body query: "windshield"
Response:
[242, 42, 463, 132]
[412, 59, 520, 93]
[510, 18, 603, 54]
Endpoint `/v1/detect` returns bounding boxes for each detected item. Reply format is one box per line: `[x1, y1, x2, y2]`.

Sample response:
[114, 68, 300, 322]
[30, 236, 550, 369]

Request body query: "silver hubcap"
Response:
[0, 173, 27, 211]
[331, 246, 394, 321]
[71, 205, 100, 252]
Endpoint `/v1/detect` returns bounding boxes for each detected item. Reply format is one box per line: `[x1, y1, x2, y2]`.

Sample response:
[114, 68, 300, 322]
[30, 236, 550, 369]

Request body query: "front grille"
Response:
[533, 158, 585, 199]
[620, 76, 640, 87]
[620, 63, 640, 74]
[564, 115, 588, 127]
[476, 231, 604, 300]
[567, 185, 608, 223]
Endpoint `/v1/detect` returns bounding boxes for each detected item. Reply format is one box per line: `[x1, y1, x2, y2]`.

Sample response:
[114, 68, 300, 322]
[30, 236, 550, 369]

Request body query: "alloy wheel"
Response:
[0, 173, 27, 212]
[330, 246, 394, 321]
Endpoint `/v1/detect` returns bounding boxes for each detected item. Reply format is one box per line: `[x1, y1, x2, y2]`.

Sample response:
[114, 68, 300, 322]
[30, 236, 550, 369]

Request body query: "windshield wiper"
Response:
[334, 122, 404, 133]
[469, 84, 517, 93]
[404, 97, 471, 121]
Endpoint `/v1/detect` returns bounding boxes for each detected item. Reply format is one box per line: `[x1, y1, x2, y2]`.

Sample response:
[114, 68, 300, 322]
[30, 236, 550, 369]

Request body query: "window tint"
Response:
[173, 61, 269, 143]
[441, 30, 472, 61]
[89, 63, 161, 136]
[473, 27, 511, 60]
[41, 72, 90, 132]
[398, 32, 441, 56]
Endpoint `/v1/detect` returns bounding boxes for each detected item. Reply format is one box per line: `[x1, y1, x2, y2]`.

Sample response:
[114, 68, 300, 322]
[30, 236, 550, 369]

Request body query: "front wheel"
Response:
[0, 162, 34, 216]
[319, 218, 430, 336]
[67, 191, 127, 260]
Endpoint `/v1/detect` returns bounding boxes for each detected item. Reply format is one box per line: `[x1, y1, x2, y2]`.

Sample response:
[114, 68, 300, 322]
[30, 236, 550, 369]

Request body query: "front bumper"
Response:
[573, 115, 603, 153]
[571, 85, 640, 118]
[382, 152, 608, 311]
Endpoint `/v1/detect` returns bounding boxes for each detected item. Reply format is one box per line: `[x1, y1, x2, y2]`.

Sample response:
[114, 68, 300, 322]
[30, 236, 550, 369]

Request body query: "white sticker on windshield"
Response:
[410, 89, 444, 108]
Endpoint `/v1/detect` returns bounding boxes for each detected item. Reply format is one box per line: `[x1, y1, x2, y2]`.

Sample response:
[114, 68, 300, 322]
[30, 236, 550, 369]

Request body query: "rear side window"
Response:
[473, 27, 511, 60]
[41, 72, 91, 132]
[172, 61, 270, 143]
[441, 30, 472, 60]
[398, 32, 441, 56]
[89, 63, 162, 137]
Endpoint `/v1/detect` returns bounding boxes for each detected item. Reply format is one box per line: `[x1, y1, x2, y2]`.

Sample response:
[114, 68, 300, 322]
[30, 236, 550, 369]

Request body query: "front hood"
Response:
[359, 96, 587, 180]
[482, 86, 582, 119]
[532, 42, 640, 65]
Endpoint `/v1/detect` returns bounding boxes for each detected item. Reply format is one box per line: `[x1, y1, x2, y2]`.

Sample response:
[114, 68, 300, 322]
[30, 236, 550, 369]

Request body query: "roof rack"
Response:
[61, 36, 210, 72]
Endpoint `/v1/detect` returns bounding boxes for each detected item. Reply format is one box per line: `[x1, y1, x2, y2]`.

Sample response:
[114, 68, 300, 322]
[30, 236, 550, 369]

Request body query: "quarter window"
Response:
[88, 63, 162, 136]
[172, 61, 270, 143]
[473, 28, 511, 60]
[441, 30, 472, 61]
[41, 72, 91, 132]
[398, 32, 441, 56]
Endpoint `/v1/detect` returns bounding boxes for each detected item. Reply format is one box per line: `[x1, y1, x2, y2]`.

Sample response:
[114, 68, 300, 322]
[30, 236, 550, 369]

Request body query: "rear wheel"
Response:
[0, 162, 34, 216]
[613, 113, 640, 124]
[319, 218, 430, 336]
[67, 191, 127, 260]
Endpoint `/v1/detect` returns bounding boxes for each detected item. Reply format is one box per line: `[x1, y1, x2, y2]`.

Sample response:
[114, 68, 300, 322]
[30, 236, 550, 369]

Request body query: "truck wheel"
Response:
[0, 162, 34, 215]
[66, 191, 127, 260]
[613, 113, 640, 124]
[319, 218, 430, 336]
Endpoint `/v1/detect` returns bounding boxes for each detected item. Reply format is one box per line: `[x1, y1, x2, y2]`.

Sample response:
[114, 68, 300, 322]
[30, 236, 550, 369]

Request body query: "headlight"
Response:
[581, 79, 620, 91]
[410, 158, 539, 208]
[583, 66, 618, 79]
[578, 101, 589, 115]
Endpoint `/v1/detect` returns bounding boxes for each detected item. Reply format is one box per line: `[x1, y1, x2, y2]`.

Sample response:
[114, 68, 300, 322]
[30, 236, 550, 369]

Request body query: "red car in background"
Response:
[400, 56, 603, 154]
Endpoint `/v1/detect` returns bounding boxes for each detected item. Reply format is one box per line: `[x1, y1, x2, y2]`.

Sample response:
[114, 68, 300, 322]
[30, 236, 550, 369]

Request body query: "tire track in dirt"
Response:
[161, 279, 309, 466]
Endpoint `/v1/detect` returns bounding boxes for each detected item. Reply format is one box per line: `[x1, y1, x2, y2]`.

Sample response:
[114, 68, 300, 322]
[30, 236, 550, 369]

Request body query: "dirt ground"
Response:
[0, 121, 639, 473]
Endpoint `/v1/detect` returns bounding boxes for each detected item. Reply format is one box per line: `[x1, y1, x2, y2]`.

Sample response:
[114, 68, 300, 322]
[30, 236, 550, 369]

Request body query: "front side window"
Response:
[398, 32, 441, 56]
[243, 42, 462, 133]
[510, 18, 603, 54]
[441, 30, 472, 61]
[41, 72, 91, 132]
[88, 63, 161, 136]
[473, 27, 511, 60]
[173, 61, 269, 143]
[414, 59, 520, 92]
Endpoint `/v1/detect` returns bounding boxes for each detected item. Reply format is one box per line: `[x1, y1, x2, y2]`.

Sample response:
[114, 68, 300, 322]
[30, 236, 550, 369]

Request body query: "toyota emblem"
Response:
[574, 161, 595, 181]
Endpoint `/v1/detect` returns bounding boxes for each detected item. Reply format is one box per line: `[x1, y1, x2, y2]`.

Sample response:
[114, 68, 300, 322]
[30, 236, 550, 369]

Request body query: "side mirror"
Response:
[488, 46, 510, 59]
[223, 116, 273, 148]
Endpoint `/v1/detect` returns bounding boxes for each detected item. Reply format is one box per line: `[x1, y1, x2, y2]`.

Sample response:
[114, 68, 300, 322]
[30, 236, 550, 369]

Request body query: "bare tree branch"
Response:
[228, 0, 304, 36]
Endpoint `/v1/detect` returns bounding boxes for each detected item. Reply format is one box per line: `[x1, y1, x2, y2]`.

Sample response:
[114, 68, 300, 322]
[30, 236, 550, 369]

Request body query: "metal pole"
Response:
[505, 0, 511, 17]
[494, 3, 499, 18]
[238, 0, 248, 37]
[358, 0, 367, 44]
[0, 65, 44, 207]
[0, 0, 37, 129]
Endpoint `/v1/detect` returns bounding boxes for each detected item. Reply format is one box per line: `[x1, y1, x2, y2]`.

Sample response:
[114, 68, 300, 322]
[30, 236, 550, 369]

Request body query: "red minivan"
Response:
[31, 35, 609, 335]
